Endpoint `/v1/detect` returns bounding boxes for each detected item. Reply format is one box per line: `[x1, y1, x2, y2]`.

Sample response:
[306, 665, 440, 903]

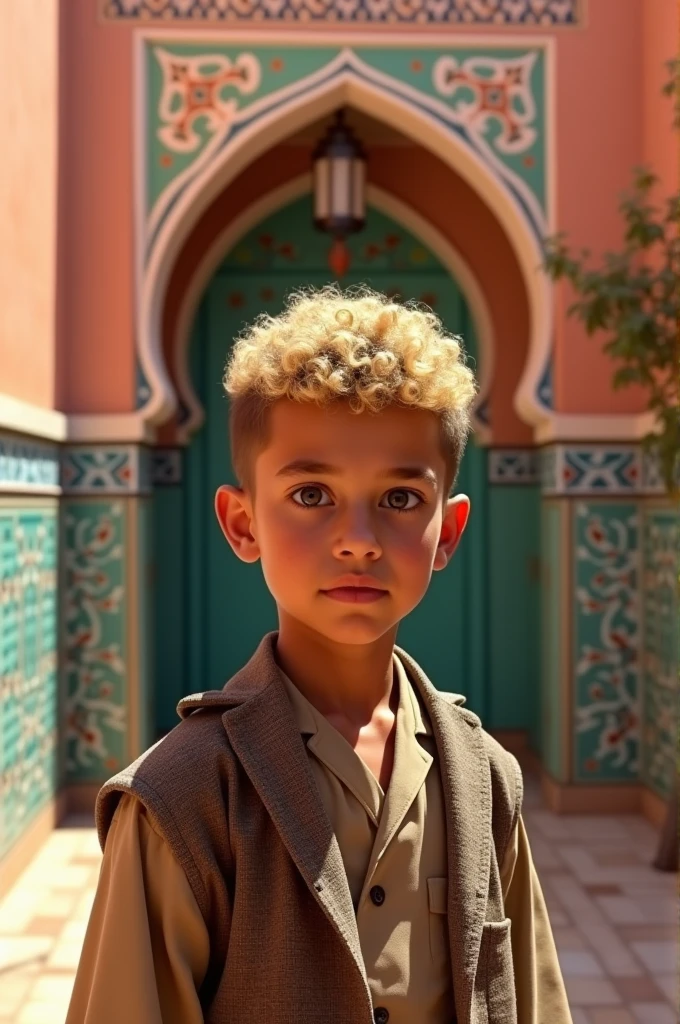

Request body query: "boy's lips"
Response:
[321, 587, 388, 603]
[320, 575, 388, 604]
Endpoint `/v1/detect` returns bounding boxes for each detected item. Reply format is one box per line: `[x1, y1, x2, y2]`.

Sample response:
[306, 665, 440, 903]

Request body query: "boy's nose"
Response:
[332, 520, 383, 560]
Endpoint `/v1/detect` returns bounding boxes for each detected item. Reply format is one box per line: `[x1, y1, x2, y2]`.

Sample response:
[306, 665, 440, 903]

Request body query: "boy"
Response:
[67, 285, 572, 1023]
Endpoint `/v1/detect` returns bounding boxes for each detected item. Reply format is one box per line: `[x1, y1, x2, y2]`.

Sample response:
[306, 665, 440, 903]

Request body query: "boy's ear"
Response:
[214, 484, 261, 563]
[433, 494, 471, 570]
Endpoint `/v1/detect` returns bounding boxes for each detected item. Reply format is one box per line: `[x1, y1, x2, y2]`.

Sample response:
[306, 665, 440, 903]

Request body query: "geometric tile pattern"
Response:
[0, 503, 58, 860]
[150, 448, 182, 486]
[103, 0, 582, 25]
[573, 503, 641, 782]
[641, 508, 678, 801]
[2, 773, 677, 1024]
[0, 435, 60, 494]
[488, 448, 539, 484]
[61, 501, 128, 783]
[541, 445, 668, 496]
[61, 447, 151, 496]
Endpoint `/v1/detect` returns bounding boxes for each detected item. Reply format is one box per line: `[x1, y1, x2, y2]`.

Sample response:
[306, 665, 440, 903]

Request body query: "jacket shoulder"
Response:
[95, 709, 234, 916]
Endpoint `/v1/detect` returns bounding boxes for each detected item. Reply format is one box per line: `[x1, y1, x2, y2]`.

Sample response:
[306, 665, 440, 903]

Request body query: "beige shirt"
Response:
[67, 654, 571, 1023]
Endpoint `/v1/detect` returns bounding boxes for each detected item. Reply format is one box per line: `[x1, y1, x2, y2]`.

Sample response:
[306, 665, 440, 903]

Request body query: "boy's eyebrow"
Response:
[275, 459, 438, 486]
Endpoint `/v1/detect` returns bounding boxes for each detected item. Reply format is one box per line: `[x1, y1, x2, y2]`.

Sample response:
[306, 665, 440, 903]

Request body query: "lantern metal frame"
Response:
[312, 108, 367, 240]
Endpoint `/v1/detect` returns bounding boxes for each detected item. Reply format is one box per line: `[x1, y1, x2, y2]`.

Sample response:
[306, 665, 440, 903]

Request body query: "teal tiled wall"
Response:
[0, 501, 59, 859]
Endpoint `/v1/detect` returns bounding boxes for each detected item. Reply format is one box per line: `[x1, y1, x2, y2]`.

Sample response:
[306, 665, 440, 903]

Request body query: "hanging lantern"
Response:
[312, 109, 366, 276]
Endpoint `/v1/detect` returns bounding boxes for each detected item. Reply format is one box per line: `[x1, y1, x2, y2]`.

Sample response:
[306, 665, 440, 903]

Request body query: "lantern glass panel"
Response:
[314, 157, 330, 220]
[352, 160, 365, 221]
[330, 157, 352, 218]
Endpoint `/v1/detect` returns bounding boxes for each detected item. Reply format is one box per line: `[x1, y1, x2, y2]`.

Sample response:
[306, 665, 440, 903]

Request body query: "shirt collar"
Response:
[278, 651, 432, 738]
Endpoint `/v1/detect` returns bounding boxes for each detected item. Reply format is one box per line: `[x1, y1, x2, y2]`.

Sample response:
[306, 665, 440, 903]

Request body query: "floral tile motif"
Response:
[641, 509, 678, 800]
[61, 502, 128, 782]
[104, 0, 582, 25]
[0, 503, 58, 859]
[573, 503, 640, 782]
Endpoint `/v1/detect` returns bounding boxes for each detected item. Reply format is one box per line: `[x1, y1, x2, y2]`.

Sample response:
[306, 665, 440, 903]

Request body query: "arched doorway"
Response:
[153, 193, 490, 734]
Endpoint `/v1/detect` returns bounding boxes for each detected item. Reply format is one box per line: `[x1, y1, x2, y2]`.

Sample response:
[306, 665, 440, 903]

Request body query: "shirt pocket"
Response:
[427, 877, 449, 967]
[477, 918, 517, 1024]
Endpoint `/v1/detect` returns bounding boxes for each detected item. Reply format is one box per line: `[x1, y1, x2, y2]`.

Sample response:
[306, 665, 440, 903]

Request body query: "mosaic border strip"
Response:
[0, 434, 60, 494]
[488, 448, 539, 484]
[103, 0, 582, 25]
[151, 448, 183, 485]
[61, 446, 152, 496]
[540, 444, 667, 497]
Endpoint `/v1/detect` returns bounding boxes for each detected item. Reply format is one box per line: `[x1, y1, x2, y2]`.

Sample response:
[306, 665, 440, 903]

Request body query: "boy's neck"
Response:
[273, 615, 399, 726]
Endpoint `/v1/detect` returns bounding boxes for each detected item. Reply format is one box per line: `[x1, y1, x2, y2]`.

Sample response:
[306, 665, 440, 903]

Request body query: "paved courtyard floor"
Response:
[0, 774, 677, 1023]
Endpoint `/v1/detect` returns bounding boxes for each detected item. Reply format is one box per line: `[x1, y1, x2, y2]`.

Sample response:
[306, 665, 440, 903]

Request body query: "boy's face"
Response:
[215, 398, 470, 647]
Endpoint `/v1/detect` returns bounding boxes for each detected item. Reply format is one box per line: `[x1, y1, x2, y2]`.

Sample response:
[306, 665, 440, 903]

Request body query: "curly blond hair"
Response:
[223, 284, 477, 502]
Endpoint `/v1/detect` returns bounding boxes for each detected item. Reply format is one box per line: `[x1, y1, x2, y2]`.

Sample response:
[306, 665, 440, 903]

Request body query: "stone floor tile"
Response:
[564, 977, 622, 1006]
[589, 1011, 637, 1024]
[26, 973, 75, 1003]
[631, 1004, 677, 1024]
[554, 927, 590, 951]
[24, 915, 67, 937]
[15, 1003, 64, 1024]
[46, 940, 84, 970]
[0, 970, 37, 1017]
[653, 974, 679, 1006]
[596, 896, 647, 925]
[558, 949, 604, 977]
[42, 865, 93, 891]
[631, 942, 678, 975]
[548, 876, 609, 926]
[615, 976, 668, 1001]
[618, 925, 678, 942]
[577, 922, 644, 978]
[30, 892, 79, 919]
[0, 937, 52, 973]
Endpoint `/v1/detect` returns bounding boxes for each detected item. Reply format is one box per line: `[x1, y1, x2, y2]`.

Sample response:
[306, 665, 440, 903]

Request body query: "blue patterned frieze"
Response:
[61, 446, 151, 496]
[488, 448, 539, 484]
[573, 502, 640, 782]
[104, 0, 582, 24]
[0, 434, 60, 494]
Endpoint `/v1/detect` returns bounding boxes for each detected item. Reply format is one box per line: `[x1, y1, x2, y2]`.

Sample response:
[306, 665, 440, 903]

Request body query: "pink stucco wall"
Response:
[55, 0, 677, 424]
[553, 0, 678, 414]
[56, 1, 135, 413]
[0, 1, 59, 409]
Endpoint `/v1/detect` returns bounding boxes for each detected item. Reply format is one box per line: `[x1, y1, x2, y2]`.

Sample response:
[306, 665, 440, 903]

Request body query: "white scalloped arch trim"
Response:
[137, 66, 552, 433]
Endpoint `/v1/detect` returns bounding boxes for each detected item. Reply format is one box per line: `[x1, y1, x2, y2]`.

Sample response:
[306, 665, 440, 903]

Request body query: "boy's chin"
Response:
[290, 613, 398, 647]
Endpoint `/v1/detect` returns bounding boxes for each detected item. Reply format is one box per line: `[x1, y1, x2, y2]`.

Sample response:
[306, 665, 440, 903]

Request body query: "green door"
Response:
[165, 196, 489, 728]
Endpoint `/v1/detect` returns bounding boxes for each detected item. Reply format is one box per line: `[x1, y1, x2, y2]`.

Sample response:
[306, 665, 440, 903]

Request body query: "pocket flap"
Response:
[427, 877, 448, 914]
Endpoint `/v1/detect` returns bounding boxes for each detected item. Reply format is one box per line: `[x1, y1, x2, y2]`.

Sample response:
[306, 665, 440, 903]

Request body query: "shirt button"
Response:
[370, 885, 386, 906]
[374, 1008, 389, 1024]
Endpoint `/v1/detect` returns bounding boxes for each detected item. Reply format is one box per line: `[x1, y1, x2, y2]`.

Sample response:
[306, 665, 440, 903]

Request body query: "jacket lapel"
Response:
[177, 631, 372, 1013]
[394, 644, 492, 1024]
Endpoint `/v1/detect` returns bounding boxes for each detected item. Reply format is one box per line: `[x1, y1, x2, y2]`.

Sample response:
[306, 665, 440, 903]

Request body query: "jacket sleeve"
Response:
[500, 814, 573, 1024]
[65, 792, 210, 1024]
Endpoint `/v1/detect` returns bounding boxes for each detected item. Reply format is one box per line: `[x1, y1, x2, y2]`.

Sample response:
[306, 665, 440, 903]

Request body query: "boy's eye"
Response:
[291, 485, 331, 508]
[382, 489, 421, 512]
